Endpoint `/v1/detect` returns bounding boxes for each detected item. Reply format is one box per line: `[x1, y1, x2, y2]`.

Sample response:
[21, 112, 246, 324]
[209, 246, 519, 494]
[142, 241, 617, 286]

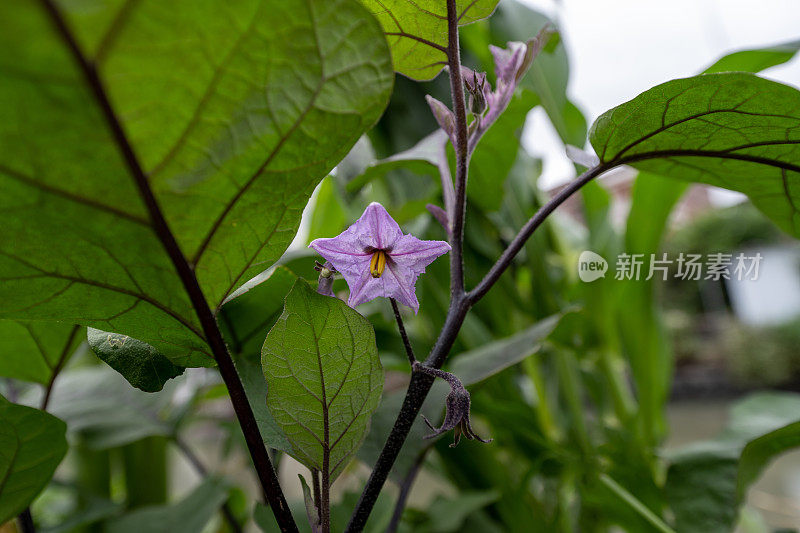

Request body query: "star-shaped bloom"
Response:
[309, 202, 450, 313]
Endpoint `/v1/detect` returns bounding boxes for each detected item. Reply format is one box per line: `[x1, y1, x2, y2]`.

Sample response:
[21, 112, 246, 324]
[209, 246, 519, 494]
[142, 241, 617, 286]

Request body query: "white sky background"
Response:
[518, 0, 800, 189]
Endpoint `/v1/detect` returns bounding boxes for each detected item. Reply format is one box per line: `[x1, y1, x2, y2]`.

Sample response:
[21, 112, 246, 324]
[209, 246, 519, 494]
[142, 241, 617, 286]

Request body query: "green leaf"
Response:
[0, 321, 82, 385]
[0, 0, 393, 368]
[590, 73, 800, 237]
[87, 328, 184, 393]
[261, 279, 383, 482]
[425, 490, 501, 532]
[359, 0, 500, 80]
[665, 392, 800, 533]
[106, 477, 229, 533]
[0, 396, 68, 523]
[704, 40, 800, 74]
[299, 474, 320, 531]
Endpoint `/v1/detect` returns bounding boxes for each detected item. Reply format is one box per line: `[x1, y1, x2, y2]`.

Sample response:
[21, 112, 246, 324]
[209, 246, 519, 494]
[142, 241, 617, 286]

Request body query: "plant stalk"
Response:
[347, 24, 614, 530]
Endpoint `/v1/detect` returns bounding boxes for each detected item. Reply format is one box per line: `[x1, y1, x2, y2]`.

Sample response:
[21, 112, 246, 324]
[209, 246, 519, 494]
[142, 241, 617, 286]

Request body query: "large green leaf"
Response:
[106, 477, 229, 533]
[359, 0, 500, 80]
[0, 0, 393, 368]
[0, 396, 68, 523]
[614, 42, 800, 446]
[0, 321, 82, 385]
[590, 73, 800, 237]
[261, 279, 383, 482]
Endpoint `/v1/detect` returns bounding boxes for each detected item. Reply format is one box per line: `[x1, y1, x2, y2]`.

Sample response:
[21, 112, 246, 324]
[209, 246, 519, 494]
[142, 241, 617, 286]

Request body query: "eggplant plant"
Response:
[2, 1, 800, 532]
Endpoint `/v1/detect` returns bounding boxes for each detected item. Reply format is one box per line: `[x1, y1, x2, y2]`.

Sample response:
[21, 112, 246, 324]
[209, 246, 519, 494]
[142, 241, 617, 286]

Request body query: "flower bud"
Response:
[464, 71, 487, 115]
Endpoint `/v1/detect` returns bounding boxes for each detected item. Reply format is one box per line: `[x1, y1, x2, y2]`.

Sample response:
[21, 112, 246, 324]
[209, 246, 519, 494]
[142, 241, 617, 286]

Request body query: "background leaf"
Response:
[665, 392, 800, 532]
[87, 329, 184, 393]
[0, 396, 68, 523]
[47, 367, 175, 450]
[105, 477, 229, 533]
[449, 312, 565, 385]
[0, 0, 393, 367]
[262, 280, 383, 481]
[703, 40, 800, 74]
[360, 0, 501, 80]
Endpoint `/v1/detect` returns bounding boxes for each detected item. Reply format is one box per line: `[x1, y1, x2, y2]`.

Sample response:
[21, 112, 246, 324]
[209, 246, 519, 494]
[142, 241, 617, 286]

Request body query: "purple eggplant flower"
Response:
[309, 202, 450, 313]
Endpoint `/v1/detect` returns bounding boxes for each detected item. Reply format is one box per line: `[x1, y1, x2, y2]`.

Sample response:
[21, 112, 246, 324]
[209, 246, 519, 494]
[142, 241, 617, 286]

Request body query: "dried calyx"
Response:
[413, 361, 492, 448]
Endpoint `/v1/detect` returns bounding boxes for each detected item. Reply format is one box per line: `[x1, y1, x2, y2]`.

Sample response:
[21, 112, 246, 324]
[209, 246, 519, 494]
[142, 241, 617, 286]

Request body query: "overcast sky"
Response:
[518, 0, 800, 188]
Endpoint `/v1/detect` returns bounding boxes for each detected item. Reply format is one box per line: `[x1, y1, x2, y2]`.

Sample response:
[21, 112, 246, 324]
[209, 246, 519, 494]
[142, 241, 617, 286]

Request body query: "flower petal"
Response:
[309, 236, 371, 279]
[388, 235, 451, 275]
[489, 42, 526, 86]
[382, 260, 420, 312]
[358, 202, 404, 251]
[346, 268, 382, 308]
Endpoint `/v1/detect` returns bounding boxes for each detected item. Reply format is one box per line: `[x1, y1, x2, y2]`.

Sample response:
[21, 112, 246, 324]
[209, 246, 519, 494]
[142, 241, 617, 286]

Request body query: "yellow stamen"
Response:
[370, 250, 387, 278]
